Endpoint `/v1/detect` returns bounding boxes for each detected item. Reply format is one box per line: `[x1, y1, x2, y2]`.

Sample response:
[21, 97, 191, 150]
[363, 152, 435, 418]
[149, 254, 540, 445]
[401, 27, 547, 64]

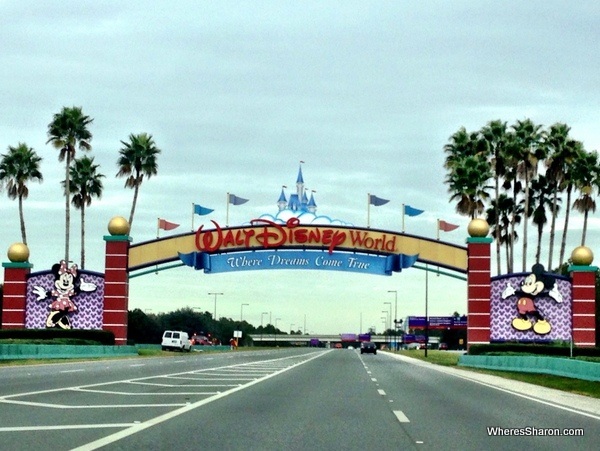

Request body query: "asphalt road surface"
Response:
[0, 348, 597, 450]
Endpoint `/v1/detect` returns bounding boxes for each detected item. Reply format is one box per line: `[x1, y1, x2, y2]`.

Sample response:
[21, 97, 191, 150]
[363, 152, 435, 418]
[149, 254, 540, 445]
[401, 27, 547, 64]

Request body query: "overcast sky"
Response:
[1, 1, 599, 335]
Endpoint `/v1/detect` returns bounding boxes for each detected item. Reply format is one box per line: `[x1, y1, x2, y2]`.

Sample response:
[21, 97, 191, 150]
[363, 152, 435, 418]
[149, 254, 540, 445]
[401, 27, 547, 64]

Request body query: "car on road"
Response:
[439, 342, 448, 350]
[360, 342, 377, 355]
[161, 330, 191, 352]
[190, 334, 211, 346]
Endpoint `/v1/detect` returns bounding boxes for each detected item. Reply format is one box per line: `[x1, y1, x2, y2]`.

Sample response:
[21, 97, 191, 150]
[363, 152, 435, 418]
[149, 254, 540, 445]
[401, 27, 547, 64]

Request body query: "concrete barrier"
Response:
[459, 355, 600, 381]
[0, 344, 138, 360]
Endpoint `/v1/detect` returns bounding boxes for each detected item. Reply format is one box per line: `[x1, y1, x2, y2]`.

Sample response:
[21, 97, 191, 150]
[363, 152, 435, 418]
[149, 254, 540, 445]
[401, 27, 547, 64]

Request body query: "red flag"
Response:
[158, 218, 180, 231]
[438, 220, 459, 232]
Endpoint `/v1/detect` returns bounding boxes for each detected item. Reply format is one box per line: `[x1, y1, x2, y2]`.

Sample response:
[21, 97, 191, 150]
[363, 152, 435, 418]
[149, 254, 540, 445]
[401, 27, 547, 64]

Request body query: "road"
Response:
[0, 348, 597, 450]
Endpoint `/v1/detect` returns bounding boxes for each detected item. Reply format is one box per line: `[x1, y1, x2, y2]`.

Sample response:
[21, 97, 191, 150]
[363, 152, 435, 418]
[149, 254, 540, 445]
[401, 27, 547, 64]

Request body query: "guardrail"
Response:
[459, 355, 600, 382]
[0, 344, 139, 360]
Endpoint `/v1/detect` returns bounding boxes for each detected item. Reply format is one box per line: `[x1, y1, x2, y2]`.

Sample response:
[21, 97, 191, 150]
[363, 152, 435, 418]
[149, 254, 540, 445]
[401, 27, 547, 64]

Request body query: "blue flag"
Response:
[369, 194, 390, 206]
[229, 194, 249, 205]
[194, 204, 214, 216]
[404, 205, 424, 217]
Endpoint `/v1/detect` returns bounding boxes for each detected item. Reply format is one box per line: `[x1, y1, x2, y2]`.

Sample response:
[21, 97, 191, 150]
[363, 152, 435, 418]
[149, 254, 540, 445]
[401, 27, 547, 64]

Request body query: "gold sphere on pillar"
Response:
[7, 242, 30, 262]
[571, 246, 593, 266]
[467, 218, 489, 237]
[108, 216, 130, 236]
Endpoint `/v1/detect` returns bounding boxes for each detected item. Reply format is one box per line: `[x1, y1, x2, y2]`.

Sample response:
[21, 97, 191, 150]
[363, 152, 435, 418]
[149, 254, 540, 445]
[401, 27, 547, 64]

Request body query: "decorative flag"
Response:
[404, 204, 424, 217]
[158, 218, 180, 231]
[158, 218, 179, 230]
[193, 204, 214, 216]
[438, 219, 459, 232]
[228, 194, 249, 205]
[369, 194, 390, 206]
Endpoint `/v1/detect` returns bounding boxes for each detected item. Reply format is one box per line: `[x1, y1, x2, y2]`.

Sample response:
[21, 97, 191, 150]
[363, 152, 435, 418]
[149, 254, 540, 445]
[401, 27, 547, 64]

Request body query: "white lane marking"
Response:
[377, 389, 386, 396]
[129, 364, 145, 367]
[0, 423, 137, 432]
[60, 369, 85, 374]
[371, 378, 377, 382]
[393, 410, 410, 423]
[71, 351, 332, 451]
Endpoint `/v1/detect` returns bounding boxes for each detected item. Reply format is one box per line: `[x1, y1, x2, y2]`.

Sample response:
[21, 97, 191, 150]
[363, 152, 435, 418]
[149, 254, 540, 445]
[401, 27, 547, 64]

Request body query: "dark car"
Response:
[360, 342, 377, 355]
[439, 342, 448, 350]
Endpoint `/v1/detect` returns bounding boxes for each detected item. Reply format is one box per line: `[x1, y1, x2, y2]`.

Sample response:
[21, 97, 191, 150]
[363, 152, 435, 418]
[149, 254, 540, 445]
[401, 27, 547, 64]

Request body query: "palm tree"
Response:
[558, 140, 585, 267]
[446, 154, 492, 219]
[529, 174, 554, 264]
[481, 119, 508, 274]
[544, 123, 578, 269]
[572, 150, 600, 246]
[47, 106, 93, 263]
[63, 156, 104, 269]
[116, 133, 161, 228]
[506, 119, 545, 271]
[0, 143, 43, 244]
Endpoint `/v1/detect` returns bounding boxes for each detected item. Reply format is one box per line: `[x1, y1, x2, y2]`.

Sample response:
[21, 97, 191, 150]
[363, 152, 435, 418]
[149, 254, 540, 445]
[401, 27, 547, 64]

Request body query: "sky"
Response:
[1, 1, 599, 335]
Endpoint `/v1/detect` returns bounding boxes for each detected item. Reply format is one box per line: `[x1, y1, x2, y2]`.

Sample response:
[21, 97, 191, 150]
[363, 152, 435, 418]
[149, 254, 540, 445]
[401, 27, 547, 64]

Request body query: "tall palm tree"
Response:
[544, 123, 578, 269]
[572, 150, 600, 246]
[446, 154, 492, 219]
[63, 156, 104, 269]
[481, 119, 508, 274]
[558, 140, 585, 266]
[116, 133, 161, 228]
[0, 143, 43, 244]
[506, 119, 545, 271]
[47, 106, 93, 263]
[529, 174, 554, 264]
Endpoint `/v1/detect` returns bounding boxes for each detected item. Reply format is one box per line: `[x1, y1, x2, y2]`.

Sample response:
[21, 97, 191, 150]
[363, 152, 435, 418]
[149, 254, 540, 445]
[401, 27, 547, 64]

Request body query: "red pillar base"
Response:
[103, 235, 131, 345]
[467, 237, 492, 348]
[1, 262, 33, 329]
[569, 265, 597, 347]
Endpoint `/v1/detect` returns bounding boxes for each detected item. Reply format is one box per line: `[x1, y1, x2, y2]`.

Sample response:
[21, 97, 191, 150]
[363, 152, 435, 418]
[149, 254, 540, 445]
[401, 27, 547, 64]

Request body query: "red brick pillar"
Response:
[103, 219, 131, 345]
[2, 243, 32, 329]
[569, 252, 597, 347]
[466, 232, 492, 348]
[1, 262, 32, 328]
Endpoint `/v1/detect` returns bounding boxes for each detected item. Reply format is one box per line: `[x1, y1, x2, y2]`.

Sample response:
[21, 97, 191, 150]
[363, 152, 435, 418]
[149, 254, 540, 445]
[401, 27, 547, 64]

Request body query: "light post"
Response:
[388, 290, 398, 350]
[240, 303, 249, 321]
[208, 292, 223, 320]
[384, 301, 392, 348]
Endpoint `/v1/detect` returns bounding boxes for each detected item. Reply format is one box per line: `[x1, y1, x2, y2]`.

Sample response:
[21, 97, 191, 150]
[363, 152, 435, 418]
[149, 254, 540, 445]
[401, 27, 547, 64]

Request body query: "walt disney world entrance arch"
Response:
[2, 216, 596, 347]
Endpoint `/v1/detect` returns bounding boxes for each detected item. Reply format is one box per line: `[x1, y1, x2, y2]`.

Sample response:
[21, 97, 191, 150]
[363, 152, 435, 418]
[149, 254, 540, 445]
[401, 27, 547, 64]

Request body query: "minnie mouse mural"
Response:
[33, 260, 97, 329]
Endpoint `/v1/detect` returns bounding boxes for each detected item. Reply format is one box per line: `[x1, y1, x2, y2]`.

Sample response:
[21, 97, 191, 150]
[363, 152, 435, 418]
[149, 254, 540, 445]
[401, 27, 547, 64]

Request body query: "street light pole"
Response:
[208, 292, 223, 320]
[384, 301, 392, 349]
[240, 303, 249, 321]
[388, 290, 398, 350]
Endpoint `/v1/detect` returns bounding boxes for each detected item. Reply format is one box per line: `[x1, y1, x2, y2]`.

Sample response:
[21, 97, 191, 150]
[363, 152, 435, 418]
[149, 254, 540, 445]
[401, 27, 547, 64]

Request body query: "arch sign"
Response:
[127, 218, 469, 277]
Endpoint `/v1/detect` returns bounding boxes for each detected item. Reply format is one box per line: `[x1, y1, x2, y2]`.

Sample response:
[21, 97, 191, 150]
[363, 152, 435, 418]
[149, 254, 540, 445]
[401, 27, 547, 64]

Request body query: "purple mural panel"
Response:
[26, 270, 105, 330]
[490, 274, 572, 342]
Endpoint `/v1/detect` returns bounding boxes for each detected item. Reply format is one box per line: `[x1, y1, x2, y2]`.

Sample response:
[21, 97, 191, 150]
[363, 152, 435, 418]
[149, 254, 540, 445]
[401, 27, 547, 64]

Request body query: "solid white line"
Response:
[129, 364, 145, 367]
[0, 423, 136, 432]
[393, 410, 410, 423]
[60, 369, 85, 374]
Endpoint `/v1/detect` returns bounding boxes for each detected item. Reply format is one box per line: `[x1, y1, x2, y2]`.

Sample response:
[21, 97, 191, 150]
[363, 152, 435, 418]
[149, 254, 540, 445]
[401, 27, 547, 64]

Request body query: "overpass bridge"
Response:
[248, 334, 440, 346]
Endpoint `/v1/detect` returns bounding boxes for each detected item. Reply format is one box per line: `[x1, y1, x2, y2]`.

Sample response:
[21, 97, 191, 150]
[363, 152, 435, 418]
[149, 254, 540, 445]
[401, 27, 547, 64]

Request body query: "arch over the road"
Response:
[128, 222, 468, 278]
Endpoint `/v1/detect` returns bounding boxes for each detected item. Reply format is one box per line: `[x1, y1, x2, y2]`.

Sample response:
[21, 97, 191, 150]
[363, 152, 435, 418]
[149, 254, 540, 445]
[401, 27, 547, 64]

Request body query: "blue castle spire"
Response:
[276, 164, 316, 214]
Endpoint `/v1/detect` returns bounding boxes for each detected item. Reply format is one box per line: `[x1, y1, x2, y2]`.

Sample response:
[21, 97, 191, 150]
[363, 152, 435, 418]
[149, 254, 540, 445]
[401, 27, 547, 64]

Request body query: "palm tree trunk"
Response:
[582, 209, 589, 246]
[522, 173, 530, 272]
[559, 186, 573, 266]
[535, 226, 542, 264]
[129, 180, 140, 228]
[65, 150, 71, 263]
[81, 203, 86, 269]
[494, 186, 501, 275]
[18, 194, 27, 244]
[547, 190, 558, 269]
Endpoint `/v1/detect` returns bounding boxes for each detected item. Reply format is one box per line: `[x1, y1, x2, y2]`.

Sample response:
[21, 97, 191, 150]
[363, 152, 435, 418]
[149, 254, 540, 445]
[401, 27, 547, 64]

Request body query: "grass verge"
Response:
[395, 350, 600, 399]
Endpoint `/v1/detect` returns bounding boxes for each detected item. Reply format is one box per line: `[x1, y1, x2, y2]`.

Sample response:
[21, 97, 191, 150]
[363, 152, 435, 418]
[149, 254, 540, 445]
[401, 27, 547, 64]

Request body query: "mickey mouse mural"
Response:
[501, 263, 563, 335]
[32, 260, 97, 329]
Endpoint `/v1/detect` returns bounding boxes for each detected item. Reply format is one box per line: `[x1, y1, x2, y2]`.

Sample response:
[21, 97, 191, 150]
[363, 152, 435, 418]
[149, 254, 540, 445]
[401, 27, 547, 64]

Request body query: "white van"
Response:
[161, 330, 191, 352]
